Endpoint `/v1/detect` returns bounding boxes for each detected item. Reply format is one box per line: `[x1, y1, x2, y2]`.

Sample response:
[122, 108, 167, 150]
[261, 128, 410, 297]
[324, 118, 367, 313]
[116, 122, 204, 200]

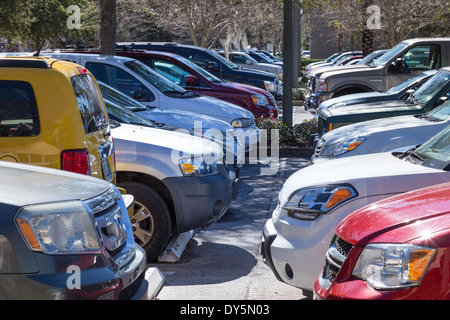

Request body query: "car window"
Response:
[85, 62, 155, 102]
[71, 74, 109, 134]
[401, 45, 441, 70]
[151, 59, 208, 88]
[231, 55, 248, 64]
[0, 80, 40, 137]
[410, 69, 450, 105]
[414, 125, 450, 170]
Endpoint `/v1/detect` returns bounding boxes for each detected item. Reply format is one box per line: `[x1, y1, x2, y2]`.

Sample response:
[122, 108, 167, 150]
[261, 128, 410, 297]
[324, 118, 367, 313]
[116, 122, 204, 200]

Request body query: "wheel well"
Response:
[117, 171, 177, 228]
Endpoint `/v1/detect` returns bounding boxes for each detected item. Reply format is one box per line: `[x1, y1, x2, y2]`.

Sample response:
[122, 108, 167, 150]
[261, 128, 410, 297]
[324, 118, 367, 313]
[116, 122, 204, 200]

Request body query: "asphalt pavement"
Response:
[149, 105, 315, 301]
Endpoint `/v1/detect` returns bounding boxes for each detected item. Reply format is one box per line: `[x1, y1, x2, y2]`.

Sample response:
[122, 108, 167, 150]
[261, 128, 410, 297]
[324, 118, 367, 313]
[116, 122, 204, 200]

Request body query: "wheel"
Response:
[118, 181, 172, 261]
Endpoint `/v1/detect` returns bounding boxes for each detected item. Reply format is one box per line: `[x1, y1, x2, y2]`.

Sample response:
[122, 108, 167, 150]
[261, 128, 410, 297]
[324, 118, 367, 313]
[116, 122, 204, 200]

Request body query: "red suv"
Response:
[314, 182, 450, 300]
[73, 49, 278, 120]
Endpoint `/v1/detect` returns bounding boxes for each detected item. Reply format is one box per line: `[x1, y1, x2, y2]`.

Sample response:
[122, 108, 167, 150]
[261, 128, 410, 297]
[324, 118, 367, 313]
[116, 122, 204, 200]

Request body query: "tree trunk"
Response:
[100, 0, 116, 55]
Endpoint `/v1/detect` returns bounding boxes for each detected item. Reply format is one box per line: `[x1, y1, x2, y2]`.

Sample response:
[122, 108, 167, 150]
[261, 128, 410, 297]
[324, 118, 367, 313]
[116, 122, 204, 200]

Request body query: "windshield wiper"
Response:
[401, 146, 424, 164]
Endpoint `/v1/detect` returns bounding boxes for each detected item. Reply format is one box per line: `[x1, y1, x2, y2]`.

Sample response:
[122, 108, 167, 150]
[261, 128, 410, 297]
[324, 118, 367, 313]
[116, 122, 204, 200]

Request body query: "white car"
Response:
[43, 52, 259, 151]
[220, 51, 283, 76]
[261, 125, 450, 294]
[312, 100, 450, 163]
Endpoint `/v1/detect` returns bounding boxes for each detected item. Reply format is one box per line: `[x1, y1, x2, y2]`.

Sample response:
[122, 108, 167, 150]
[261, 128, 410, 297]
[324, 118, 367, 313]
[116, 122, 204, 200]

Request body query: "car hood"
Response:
[319, 91, 391, 109]
[221, 81, 274, 97]
[309, 64, 368, 78]
[320, 64, 380, 80]
[164, 95, 254, 123]
[279, 152, 444, 204]
[323, 100, 421, 117]
[322, 114, 427, 143]
[0, 162, 110, 207]
[230, 66, 277, 80]
[137, 107, 234, 134]
[336, 182, 450, 246]
[112, 123, 223, 157]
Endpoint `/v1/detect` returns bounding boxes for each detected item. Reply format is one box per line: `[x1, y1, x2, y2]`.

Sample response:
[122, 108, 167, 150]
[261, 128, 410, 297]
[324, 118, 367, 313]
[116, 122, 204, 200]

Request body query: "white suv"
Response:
[262, 125, 450, 294]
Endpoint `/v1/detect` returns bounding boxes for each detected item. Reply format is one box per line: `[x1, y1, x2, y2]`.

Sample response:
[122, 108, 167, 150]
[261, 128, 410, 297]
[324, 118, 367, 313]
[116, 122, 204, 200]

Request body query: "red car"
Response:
[66, 49, 279, 119]
[314, 182, 450, 300]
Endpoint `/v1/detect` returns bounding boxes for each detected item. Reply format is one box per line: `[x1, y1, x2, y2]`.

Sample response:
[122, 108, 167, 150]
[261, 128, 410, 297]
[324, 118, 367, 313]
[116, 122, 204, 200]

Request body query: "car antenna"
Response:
[33, 40, 46, 57]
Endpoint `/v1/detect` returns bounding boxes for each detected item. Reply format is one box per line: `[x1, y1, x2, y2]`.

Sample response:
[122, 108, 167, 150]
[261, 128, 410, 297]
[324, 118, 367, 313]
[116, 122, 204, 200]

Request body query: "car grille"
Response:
[312, 138, 325, 160]
[84, 187, 132, 266]
[320, 235, 354, 290]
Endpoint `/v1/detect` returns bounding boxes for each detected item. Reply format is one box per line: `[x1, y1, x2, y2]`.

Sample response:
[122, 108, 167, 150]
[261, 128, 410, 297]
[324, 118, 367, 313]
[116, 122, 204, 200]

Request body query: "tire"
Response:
[118, 181, 172, 261]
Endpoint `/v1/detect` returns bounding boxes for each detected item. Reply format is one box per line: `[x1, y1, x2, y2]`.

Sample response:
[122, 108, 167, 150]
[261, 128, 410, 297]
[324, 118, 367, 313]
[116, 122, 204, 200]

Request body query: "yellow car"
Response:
[0, 56, 116, 184]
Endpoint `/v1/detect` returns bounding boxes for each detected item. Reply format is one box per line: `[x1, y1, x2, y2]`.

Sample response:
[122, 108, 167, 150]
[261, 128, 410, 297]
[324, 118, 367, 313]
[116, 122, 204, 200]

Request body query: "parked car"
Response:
[98, 81, 245, 157]
[216, 50, 283, 76]
[306, 51, 362, 76]
[301, 51, 310, 59]
[116, 42, 283, 101]
[104, 99, 238, 261]
[307, 38, 450, 106]
[305, 52, 341, 72]
[317, 67, 450, 137]
[312, 99, 450, 163]
[246, 50, 283, 66]
[0, 56, 115, 183]
[251, 49, 283, 63]
[0, 161, 148, 300]
[44, 52, 259, 152]
[261, 124, 450, 294]
[108, 49, 278, 119]
[315, 181, 450, 300]
[311, 70, 436, 114]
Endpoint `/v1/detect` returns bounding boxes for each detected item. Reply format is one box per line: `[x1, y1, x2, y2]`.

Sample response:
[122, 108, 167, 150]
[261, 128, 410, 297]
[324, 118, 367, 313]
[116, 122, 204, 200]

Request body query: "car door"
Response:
[84, 60, 159, 108]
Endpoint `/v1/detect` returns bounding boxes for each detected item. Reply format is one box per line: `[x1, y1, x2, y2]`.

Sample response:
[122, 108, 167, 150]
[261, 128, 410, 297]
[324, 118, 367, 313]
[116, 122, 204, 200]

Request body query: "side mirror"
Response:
[185, 75, 199, 86]
[437, 96, 448, 106]
[401, 89, 415, 100]
[246, 60, 252, 65]
[206, 61, 219, 70]
[134, 90, 150, 101]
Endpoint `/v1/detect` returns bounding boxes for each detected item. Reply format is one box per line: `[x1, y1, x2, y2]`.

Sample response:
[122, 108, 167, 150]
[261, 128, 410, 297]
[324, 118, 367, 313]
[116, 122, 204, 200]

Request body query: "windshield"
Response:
[209, 49, 238, 69]
[124, 60, 188, 95]
[373, 42, 409, 66]
[178, 55, 222, 83]
[413, 125, 450, 170]
[243, 53, 259, 64]
[104, 99, 156, 128]
[426, 101, 450, 121]
[410, 70, 450, 105]
[98, 81, 148, 111]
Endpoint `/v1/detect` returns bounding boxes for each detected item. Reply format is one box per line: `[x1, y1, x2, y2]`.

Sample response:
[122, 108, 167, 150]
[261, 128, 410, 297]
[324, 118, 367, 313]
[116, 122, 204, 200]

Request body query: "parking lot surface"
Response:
[152, 155, 312, 300]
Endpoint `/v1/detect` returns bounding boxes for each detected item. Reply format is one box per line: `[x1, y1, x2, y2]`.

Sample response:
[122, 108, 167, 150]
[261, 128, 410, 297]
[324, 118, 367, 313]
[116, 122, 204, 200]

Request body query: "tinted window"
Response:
[0, 80, 40, 137]
[86, 62, 155, 102]
[71, 74, 108, 134]
[401, 45, 441, 70]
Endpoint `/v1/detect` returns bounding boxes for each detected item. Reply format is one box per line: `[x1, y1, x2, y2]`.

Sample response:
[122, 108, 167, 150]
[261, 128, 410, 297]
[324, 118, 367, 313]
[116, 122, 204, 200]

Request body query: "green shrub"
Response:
[256, 117, 318, 147]
[292, 88, 307, 100]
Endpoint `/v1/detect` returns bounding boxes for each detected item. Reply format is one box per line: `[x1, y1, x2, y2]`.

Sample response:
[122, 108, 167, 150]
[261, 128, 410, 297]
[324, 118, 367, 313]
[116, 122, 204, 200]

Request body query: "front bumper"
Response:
[0, 244, 150, 300]
[162, 165, 237, 232]
[305, 92, 333, 112]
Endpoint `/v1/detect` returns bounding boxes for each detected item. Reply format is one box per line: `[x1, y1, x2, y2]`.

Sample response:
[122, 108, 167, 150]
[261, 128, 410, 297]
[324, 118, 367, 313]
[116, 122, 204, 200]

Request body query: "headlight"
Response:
[16, 201, 100, 254]
[264, 80, 277, 92]
[353, 244, 435, 290]
[316, 79, 328, 92]
[321, 135, 369, 157]
[179, 156, 219, 176]
[251, 94, 269, 106]
[231, 118, 254, 128]
[283, 185, 357, 220]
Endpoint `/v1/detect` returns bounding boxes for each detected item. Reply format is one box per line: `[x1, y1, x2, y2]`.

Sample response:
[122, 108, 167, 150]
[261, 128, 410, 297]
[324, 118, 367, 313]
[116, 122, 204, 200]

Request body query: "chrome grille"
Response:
[319, 235, 354, 290]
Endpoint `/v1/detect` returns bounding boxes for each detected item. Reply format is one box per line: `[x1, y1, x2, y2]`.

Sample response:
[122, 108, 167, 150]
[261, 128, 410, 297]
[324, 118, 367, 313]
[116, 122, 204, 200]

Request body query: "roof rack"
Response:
[0, 58, 49, 69]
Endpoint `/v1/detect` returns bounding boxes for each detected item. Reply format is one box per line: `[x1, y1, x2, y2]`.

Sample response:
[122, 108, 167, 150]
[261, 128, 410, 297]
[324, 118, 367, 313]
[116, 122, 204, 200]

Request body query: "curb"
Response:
[145, 267, 165, 299]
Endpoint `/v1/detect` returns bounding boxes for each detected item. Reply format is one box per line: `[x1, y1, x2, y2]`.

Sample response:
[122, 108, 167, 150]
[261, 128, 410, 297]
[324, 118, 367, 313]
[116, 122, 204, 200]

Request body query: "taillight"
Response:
[61, 149, 91, 175]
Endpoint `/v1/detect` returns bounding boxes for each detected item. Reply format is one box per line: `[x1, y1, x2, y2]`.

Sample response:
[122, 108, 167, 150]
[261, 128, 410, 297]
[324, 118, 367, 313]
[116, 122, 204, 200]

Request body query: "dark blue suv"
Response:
[116, 42, 283, 101]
